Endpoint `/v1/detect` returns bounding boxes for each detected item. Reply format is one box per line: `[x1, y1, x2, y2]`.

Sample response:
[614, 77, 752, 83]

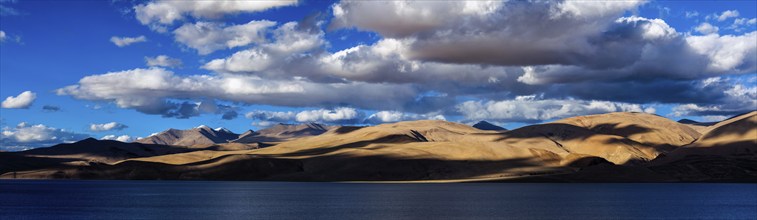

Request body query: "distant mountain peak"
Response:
[472, 121, 507, 131]
[214, 127, 232, 133]
[78, 137, 99, 143]
[195, 125, 211, 129]
[677, 119, 700, 124]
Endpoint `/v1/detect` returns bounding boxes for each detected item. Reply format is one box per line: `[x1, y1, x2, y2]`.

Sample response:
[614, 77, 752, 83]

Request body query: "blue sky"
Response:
[1, 0, 755, 150]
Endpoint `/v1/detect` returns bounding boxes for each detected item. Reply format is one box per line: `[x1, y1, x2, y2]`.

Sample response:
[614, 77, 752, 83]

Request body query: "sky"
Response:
[0, 0, 755, 150]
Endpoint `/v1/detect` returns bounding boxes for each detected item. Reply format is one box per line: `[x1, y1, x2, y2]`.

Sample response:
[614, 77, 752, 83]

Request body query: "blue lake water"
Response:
[1, 180, 755, 219]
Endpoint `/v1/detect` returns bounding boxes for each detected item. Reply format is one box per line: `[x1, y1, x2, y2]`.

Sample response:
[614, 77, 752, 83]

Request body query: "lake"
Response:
[1, 180, 755, 219]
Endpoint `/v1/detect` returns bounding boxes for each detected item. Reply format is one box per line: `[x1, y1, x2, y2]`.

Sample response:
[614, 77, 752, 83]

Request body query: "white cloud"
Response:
[55, 1, 757, 121]
[110, 35, 147, 47]
[331, 0, 644, 66]
[145, 55, 182, 68]
[203, 21, 325, 73]
[685, 11, 699, 18]
[364, 111, 446, 124]
[328, 1, 755, 86]
[245, 108, 362, 125]
[246, 108, 445, 125]
[101, 134, 137, 142]
[2, 91, 36, 109]
[295, 107, 360, 123]
[0, 30, 5, 42]
[515, 19, 755, 85]
[245, 110, 296, 122]
[1, 122, 89, 150]
[456, 97, 654, 122]
[686, 31, 757, 73]
[56, 67, 420, 117]
[134, 0, 296, 31]
[717, 10, 739, 21]
[89, 122, 128, 132]
[173, 20, 276, 55]
[729, 18, 757, 31]
[672, 77, 757, 117]
[695, 22, 719, 35]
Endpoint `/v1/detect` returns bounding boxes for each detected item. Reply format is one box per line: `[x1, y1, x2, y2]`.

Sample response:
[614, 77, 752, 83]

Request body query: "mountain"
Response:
[232, 123, 331, 143]
[1, 112, 754, 182]
[677, 119, 718, 133]
[0, 138, 194, 175]
[650, 111, 757, 181]
[472, 121, 507, 131]
[556, 112, 701, 149]
[136, 125, 240, 147]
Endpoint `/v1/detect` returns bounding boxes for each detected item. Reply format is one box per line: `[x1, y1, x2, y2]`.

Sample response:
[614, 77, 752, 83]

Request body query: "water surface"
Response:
[1, 180, 755, 219]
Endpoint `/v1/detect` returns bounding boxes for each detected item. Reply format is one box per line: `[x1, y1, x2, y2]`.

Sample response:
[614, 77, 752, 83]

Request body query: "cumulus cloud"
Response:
[57, 68, 421, 118]
[330, 1, 755, 86]
[245, 107, 362, 125]
[671, 77, 757, 117]
[203, 21, 326, 73]
[295, 107, 362, 124]
[110, 35, 147, 47]
[686, 31, 757, 73]
[245, 108, 446, 126]
[173, 20, 276, 55]
[717, 10, 739, 21]
[101, 134, 137, 142]
[456, 96, 655, 123]
[363, 111, 446, 124]
[57, 1, 757, 121]
[685, 11, 699, 18]
[134, 0, 296, 31]
[513, 18, 755, 85]
[2, 91, 36, 109]
[729, 18, 757, 32]
[245, 110, 296, 122]
[695, 22, 719, 35]
[1, 122, 90, 150]
[331, 0, 645, 66]
[145, 55, 182, 68]
[0, 30, 5, 42]
[89, 122, 128, 132]
[221, 110, 238, 120]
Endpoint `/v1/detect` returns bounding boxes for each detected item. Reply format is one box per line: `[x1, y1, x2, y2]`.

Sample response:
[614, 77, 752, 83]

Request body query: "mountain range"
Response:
[1, 111, 755, 182]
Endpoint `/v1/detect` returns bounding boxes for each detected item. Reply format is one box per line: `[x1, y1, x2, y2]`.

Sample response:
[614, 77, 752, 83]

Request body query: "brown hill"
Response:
[677, 119, 717, 133]
[555, 112, 701, 149]
[650, 111, 757, 181]
[0, 138, 195, 175]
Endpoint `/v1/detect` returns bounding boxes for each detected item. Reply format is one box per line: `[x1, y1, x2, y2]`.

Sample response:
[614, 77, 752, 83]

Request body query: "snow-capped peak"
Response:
[195, 125, 210, 129]
[214, 127, 231, 133]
